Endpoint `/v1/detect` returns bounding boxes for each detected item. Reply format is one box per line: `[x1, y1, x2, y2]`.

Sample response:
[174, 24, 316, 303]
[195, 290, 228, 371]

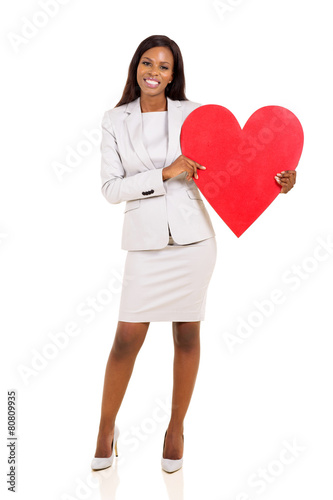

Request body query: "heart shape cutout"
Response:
[180, 105, 304, 237]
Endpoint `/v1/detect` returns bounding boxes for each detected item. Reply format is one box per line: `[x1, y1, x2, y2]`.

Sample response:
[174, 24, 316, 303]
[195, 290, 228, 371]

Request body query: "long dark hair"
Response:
[115, 35, 188, 107]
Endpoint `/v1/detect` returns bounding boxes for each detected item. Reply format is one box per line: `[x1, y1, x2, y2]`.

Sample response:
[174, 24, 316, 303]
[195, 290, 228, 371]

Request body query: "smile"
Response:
[144, 79, 160, 88]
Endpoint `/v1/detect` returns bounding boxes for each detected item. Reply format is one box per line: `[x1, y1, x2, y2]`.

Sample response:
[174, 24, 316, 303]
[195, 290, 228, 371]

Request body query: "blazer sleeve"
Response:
[100, 111, 167, 204]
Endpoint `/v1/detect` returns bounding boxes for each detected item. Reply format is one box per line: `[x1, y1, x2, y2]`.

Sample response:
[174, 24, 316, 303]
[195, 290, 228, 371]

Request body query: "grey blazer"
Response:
[100, 96, 216, 251]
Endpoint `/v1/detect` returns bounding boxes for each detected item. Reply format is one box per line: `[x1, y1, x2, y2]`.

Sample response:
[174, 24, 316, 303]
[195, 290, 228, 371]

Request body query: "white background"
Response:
[1, 0, 332, 499]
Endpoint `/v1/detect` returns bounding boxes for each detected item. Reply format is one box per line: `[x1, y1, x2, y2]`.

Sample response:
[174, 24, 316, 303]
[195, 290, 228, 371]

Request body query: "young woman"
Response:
[91, 34, 296, 474]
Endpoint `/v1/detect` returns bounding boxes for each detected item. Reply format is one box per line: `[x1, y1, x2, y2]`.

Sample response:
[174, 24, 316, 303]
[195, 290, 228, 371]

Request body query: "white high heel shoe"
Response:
[161, 429, 184, 473]
[91, 425, 120, 471]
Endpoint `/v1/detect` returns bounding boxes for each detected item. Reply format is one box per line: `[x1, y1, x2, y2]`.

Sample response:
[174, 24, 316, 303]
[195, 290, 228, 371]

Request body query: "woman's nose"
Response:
[150, 65, 159, 75]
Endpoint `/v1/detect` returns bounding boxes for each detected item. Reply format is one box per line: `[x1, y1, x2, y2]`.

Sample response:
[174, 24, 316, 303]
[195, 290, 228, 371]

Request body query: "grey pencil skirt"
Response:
[117, 234, 217, 322]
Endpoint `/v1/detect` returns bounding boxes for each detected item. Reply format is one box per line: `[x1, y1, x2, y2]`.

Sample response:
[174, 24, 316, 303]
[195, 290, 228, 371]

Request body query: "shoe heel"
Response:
[115, 440, 118, 457]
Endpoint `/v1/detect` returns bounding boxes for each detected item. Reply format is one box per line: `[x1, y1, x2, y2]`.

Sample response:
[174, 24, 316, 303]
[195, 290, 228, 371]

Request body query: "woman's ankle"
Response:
[167, 420, 184, 434]
[98, 421, 115, 436]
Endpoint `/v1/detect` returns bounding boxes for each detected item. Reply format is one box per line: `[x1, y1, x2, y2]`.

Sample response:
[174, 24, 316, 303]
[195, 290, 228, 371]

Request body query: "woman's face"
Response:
[136, 46, 174, 98]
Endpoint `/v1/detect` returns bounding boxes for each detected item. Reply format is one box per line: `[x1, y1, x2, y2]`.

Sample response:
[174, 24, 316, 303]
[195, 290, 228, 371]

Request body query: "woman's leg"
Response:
[94, 320, 150, 458]
[163, 321, 201, 460]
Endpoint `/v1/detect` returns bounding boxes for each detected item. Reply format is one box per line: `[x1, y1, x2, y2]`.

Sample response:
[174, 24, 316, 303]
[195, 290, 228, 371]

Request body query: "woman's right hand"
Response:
[162, 155, 206, 181]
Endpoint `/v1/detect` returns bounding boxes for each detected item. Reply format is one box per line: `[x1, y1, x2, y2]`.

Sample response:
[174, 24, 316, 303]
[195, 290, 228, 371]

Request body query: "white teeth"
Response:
[146, 79, 159, 85]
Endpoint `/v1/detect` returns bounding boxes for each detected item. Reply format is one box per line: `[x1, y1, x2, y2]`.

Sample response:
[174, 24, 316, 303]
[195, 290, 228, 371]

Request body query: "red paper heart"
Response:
[180, 105, 304, 237]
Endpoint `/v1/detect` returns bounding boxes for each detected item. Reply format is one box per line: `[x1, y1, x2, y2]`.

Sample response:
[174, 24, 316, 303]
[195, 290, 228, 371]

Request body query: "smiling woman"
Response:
[136, 46, 174, 111]
[92, 34, 217, 476]
[115, 35, 188, 108]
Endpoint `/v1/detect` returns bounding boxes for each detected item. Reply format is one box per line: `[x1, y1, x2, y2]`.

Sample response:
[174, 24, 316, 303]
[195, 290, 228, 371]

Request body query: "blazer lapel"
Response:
[125, 96, 183, 171]
[125, 97, 155, 171]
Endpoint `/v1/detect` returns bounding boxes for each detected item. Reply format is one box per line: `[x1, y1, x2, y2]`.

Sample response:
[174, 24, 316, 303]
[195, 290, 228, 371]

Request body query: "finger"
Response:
[193, 164, 207, 179]
[275, 177, 292, 189]
[276, 176, 295, 188]
[187, 158, 206, 169]
[276, 172, 295, 179]
[186, 157, 206, 170]
[280, 175, 296, 185]
[280, 181, 292, 187]
[186, 159, 202, 179]
[193, 162, 207, 178]
[183, 156, 204, 168]
[277, 173, 296, 184]
[185, 165, 196, 181]
[189, 163, 198, 179]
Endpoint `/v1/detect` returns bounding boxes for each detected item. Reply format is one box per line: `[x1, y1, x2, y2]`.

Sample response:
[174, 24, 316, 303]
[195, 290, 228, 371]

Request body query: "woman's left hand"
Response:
[274, 170, 297, 194]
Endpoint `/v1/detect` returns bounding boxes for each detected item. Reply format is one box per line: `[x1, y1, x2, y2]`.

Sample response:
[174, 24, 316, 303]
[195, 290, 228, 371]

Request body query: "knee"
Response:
[112, 324, 145, 357]
[173, 322, 200, 351]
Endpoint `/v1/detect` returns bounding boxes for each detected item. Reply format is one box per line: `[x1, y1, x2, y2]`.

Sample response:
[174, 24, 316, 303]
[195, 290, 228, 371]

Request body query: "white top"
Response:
[141, 111, 171, 237]
[141, 111, 168, 169]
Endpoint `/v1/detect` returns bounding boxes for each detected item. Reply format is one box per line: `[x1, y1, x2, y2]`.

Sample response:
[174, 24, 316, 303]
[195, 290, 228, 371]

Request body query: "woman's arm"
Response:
[100, 112, 167, 204]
